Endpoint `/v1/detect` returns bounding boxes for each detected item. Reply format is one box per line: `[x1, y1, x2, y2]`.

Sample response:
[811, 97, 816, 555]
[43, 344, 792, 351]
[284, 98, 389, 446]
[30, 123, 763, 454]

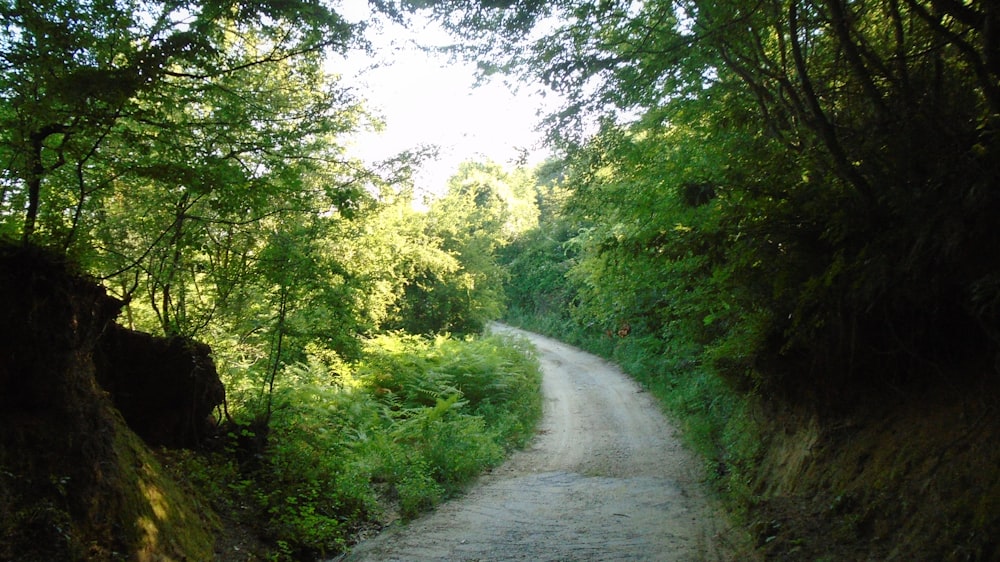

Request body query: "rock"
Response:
[0, 242, 218, 560]
[95, 326, 225, 449]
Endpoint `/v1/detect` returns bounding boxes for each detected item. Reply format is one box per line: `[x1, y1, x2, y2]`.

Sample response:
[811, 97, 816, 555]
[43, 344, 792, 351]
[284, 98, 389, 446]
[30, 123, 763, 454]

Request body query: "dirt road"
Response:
[337, 325, 730, 561]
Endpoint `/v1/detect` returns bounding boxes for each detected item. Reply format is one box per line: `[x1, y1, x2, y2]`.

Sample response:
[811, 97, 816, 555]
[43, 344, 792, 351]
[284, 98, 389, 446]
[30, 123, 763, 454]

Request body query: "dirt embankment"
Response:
[0, 244, 221, 561]
[744, 378, 1000, 561]
[337, 325, 739, 562]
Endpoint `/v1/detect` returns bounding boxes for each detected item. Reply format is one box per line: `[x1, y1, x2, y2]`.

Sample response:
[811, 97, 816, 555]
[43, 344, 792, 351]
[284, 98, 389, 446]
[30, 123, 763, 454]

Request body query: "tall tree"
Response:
[392, 161, 538, 335]
[417, 0, 1000, 400]
[0, 0, 384, 338]
[0, 0, 365, 246]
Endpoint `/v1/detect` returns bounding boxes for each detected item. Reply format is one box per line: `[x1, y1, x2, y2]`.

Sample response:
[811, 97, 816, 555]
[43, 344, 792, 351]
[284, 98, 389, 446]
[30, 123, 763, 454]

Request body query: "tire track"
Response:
[335, 325, 728, 561]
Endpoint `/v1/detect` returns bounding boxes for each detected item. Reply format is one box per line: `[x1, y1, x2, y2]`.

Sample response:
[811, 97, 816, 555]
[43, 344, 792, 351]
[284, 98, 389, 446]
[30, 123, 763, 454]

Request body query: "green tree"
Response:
[0, 0, 389, 346]
[417, 0, 1000, 402]
[393, 161, 538, 334]
[0, 0, 363, 244]
[498, 159, 576, 321]
[331, 184, 460, 334]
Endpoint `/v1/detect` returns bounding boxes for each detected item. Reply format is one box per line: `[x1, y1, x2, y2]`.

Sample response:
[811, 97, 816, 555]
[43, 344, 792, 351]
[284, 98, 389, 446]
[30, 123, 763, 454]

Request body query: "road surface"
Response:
[337, 325, 730, 561]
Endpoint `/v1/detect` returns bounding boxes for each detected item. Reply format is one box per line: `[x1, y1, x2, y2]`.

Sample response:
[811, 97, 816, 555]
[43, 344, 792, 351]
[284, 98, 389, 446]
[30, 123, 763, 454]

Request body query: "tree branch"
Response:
[788, 0, 876, 206]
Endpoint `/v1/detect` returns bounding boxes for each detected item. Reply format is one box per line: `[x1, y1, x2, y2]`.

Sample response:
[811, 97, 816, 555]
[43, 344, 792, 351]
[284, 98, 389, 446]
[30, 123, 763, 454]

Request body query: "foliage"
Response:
[499, 163, 576, 321]
[358, 331, 543, 449]
[390, 161, 540, 335]
[479, 5, 1000, 551]
[14, 0, 1000, 558]
[497, 156, 765, 505]
[1, 7, 538, 552]
[434, 0, 1000, 407]
[0, 0, 448, 388]
[186, 332, 542, 560]
[0, 2, 536, 560]
[0, 0, 370, 262]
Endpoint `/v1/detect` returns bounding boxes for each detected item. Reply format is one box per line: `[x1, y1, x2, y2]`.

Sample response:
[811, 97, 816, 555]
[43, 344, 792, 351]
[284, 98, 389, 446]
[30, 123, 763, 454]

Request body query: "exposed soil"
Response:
[0, 243, 218, 561]
[743, 376, 1000, 561]
[334, 325, 738, 562]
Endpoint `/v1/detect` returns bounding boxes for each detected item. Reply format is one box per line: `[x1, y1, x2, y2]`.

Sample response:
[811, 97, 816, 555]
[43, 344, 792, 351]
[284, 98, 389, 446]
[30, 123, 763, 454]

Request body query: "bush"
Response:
[189, 331, 542, 560]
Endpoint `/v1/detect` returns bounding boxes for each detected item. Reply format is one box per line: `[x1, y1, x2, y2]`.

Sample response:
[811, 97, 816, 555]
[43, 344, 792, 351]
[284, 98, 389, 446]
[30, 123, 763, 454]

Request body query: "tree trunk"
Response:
[22, 124, 68, 244]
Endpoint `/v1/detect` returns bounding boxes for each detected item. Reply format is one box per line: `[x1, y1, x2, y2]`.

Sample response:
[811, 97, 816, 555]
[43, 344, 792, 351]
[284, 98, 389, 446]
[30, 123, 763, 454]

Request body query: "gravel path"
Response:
[336, 325, 729, 561]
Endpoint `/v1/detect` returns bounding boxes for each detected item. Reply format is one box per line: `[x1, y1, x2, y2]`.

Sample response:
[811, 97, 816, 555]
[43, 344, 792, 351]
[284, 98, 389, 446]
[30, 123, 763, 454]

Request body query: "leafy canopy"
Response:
[458, 0, 1000, 402]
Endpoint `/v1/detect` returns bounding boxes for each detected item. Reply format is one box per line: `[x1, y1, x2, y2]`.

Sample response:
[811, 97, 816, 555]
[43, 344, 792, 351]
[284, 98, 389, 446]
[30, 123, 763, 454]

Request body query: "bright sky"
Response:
[333, 3, 557, 199]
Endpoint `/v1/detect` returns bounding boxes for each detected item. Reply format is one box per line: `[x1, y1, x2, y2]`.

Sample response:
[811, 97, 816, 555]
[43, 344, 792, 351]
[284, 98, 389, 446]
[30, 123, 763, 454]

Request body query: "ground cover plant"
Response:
[172, 331, 542, 561]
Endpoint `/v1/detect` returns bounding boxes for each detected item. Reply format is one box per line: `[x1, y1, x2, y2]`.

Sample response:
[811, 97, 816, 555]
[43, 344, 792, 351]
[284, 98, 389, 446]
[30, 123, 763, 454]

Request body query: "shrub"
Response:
[193, 331, 542, 560]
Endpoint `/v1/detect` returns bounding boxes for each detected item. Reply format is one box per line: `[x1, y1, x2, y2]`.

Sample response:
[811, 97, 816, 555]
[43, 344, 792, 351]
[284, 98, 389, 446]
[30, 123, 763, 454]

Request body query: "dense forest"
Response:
[2, 0, 999, 560]
[485, 0, 1000, 559]
[0, 1, 543, 559]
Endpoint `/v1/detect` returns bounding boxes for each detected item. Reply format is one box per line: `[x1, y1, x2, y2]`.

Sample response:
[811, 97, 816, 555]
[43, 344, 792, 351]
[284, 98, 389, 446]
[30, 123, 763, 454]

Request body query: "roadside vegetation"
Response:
[484, 1, 1000, 558]
[500, 174, 765, 518]
[3, 0, 999, 560]
[169, 332, 541, 560]
[0, 1, 546, 557]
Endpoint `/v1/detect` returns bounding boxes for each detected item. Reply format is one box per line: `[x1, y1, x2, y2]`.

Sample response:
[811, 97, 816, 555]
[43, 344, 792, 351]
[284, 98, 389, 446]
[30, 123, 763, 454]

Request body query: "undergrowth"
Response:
[176, 331, 542, 561]
[503, 307, 762, 510]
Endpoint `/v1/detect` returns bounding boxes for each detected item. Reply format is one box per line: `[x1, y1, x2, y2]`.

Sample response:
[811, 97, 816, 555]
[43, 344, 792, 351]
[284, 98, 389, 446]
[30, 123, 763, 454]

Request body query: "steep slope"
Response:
[746, 380, 1000, 561]
[0, 244, 218, 561]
